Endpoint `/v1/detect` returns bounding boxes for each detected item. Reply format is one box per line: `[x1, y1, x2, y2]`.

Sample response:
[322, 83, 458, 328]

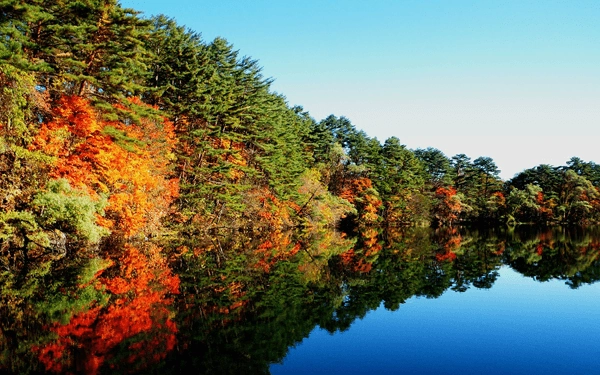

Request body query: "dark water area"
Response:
[2, 226, 600, 374]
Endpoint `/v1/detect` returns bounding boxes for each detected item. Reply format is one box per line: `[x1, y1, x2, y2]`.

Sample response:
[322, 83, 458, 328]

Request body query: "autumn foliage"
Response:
[433, 187, 462, 226]
[339, 228, 382, 273]
[4, 3, 600, 372]
[33, 244, 179, 374]
[339, 177, 383, 224]
[32, 96, 178, 237]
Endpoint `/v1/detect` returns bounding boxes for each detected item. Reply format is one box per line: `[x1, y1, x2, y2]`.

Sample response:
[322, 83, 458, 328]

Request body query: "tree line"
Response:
[2, 0, 600, 259]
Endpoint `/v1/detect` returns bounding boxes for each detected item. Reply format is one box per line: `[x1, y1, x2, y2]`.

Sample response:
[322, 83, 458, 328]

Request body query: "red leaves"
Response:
[436, 251, 457, 262]
[434, 186, 462, 225]
[253, 234, 301, 273]
[435, 228, 461, 262]
[536, 243, 544, 256]
[536, 191, 544, 204]
[339, 228, 381, 274]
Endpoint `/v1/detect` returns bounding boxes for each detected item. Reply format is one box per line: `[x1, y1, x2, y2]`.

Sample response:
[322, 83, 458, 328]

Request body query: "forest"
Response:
[2, 1, 600, 242]
[1, 1, 600, 373]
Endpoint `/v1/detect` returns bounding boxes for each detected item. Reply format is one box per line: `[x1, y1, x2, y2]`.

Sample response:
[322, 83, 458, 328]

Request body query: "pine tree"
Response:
[378, 137, 427, 224]
[1, 0, 151, 112]
[414, 147, 452, 189]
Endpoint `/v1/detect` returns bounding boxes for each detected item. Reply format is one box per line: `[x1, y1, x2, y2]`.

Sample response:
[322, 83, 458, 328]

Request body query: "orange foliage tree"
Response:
[339, 177, 383, 224]
[435, 228, 461, 262]
[339, 228, 382, 274]
[32, 95, 178, 237]
[433, 187, 463, 226]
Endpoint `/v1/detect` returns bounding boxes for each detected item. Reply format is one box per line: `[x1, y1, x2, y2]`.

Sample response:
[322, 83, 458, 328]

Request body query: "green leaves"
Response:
[32, 179, 109, 244]
[0, 211, 47, 249]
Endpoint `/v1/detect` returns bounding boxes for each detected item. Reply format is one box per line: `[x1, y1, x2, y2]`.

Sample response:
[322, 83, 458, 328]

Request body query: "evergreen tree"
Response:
[508, 164, 562, 200]
[566, 157, 600, 187]
[414, 147, 452, 188]
[450, 154, 472, 192]
[472, 156, 502, 199]
[378, 137, 427, 224]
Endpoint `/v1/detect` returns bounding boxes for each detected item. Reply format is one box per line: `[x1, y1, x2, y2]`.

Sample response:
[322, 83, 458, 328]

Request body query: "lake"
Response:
[271, 266, 600, 375]
[1, 226, 600, 374]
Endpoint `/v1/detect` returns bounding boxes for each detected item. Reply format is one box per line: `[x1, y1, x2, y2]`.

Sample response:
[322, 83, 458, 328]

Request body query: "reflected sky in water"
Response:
[272, 266, 600, 375]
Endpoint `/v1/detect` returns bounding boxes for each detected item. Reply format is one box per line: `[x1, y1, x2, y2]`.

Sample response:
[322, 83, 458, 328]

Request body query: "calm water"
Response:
[2, 226, 600, 374]
[271, 266, 600, 375]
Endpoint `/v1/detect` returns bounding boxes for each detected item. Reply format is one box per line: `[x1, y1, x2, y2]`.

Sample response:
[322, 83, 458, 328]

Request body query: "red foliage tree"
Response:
[433, 187, 462, 226]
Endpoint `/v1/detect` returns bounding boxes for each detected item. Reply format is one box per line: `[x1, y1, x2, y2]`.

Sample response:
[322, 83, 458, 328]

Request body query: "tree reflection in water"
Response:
[1, 226, 600, 373]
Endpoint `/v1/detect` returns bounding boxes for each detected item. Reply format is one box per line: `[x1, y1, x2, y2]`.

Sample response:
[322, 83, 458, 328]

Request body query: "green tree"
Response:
[472, 156, 501, 199]
[506, 184, 543, 224]
[450, 153, 472, 192]
[508, 164, 562, 197]
[378, 137, 427, 224]
[566, 157, 600, 187]
[414, 147, 452, 188]
[557, 170, 599, 223]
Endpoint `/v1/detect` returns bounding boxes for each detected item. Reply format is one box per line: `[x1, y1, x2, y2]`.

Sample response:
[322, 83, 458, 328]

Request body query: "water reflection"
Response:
[0, 242, 179, 374]
[1, 226, 600, 373]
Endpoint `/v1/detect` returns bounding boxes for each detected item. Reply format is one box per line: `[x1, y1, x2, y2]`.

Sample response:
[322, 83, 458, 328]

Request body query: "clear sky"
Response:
[121, 0, 600, 180]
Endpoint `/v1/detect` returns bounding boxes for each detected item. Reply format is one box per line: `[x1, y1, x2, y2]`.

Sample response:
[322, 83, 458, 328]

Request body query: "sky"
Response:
[121, 0, 600, 180]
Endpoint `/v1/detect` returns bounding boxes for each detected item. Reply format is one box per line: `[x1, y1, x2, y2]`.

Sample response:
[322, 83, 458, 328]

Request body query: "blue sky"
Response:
[121, 0, 600, 179]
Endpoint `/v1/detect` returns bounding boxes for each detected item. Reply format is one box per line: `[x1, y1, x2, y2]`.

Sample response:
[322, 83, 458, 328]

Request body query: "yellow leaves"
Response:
[241, 187, 295, 229]
[337, 177, 382, 224]
[211, 137, 248, 166]
[228, 167, 245, 182]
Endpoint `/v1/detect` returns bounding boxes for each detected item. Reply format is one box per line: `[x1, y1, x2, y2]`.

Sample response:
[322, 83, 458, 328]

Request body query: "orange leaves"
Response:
[252, 233, 301, 273]
[47, 95, 102, 138]
[212, 138, 248, 166]
[435, 228, 461, 262]
[33, 244, 180, 374]
[434, 186, 463, 225]
[340, 177, 373, 204]
[492, 191, 506, 207]
[339, 228, 381, 274]
[536, 191, 544, 204]
[340, 249, 373, 273]
[243, 187, 294, 229]
[361, 228, 382, 257]
[436, 251, 457, 262]
[435, 186, 457, 198]
[339, 177, 382, 224]
[493, 242, 505, 256]
[31, 95, 179, 238]
[28, 96, 181, 370]
[436, 187, 461, 211]
[536, 243, 544, 256]
[362, 193, 383, 223]
[203, 137, 250, 183]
